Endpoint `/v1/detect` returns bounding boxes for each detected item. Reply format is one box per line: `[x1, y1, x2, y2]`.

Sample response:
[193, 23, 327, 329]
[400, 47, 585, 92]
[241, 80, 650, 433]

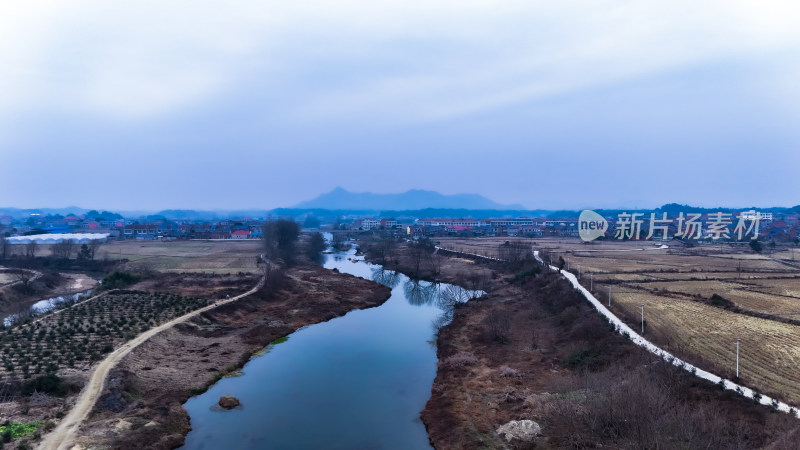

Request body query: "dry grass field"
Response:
[443, 236, 800, 405]
[98, 240, 262, 274]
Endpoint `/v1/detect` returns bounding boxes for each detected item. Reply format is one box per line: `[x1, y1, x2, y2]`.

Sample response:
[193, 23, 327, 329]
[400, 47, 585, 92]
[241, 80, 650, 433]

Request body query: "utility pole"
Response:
[735, 339, 740, 378]
[640, 304, 644, 334]
[608, 286, 611, 307]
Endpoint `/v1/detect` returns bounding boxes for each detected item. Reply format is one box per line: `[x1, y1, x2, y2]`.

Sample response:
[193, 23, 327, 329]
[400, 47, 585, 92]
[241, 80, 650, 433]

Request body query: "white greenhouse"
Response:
[6, 233, 110, 244]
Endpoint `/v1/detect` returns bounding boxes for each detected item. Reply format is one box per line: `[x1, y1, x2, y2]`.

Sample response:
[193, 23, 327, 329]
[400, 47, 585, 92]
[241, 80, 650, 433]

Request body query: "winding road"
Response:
[38, 276, 264, 450]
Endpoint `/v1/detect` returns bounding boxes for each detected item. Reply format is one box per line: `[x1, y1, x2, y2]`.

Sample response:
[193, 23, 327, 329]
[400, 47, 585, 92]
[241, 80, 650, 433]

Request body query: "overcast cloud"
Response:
[2, 1, 799, 210]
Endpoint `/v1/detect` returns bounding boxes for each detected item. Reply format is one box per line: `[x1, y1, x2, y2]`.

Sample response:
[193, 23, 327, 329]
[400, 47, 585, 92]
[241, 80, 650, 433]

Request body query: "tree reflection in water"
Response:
[370, 267, 402, 289]
[403, 279, 440, 306]
[431, 284, 485, 336]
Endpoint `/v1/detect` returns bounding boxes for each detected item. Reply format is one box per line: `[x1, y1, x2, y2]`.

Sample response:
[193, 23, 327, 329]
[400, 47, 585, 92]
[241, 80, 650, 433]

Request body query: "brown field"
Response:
[99, 240, 262, 274]
[443, 236, 800, 405]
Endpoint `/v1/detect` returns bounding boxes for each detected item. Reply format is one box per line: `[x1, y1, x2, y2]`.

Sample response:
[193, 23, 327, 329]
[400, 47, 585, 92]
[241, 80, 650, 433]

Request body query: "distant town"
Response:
[1, 205, 798, 243]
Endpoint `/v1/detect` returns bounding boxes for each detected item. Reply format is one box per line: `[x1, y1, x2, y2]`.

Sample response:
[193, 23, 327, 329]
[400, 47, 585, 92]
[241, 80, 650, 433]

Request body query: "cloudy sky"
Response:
[2, 1, 799, 211]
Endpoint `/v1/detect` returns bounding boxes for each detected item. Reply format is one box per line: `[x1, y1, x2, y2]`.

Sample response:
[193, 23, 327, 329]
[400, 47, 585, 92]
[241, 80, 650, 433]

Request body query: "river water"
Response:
[181, 249, 480, 449]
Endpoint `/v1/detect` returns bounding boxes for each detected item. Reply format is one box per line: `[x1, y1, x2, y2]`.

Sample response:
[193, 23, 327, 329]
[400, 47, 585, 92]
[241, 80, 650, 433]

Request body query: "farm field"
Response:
[443, 236, 800, 405]
[99, 240, 262, 274]
[612, 291, 800, 402]
[0, 291, 209, 380]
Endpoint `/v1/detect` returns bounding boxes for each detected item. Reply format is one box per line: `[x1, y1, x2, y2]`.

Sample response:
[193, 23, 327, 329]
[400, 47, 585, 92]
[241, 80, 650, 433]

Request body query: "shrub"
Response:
[440, 352, 479, 369]
[100, 271, 143, 290]
[485, 310, 512, 343]
[498, 365, 521, 378]
[22, 374, 65, 397]
[565, 347, 603, 371]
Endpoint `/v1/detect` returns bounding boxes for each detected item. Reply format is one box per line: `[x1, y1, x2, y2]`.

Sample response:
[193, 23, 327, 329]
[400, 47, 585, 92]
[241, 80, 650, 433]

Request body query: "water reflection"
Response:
[370, 267, 401, 288]
[430, 285, 485, 337]
[403, 279, 440, 306]
[437, 285, 477, 308]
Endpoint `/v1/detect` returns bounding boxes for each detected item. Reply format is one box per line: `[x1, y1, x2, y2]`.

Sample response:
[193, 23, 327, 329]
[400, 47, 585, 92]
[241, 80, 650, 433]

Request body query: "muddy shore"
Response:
[70, 264, 391, 449]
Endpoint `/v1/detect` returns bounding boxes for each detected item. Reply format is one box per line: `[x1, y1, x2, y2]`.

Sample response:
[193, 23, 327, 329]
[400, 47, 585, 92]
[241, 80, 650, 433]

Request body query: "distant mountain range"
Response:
[293, 187, 525, 211]
[2, 198, 797, 222]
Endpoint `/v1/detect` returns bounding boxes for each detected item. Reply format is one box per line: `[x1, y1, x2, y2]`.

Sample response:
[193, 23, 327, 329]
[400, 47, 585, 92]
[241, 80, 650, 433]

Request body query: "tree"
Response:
[331, 232, 348, 251]
[407, 242, 428, 278]
[486, 309, 512, 343]
[749, 239, 762, 254]
[25, 241, 38, 259]
[11, 269, 34, 293]
[51, 239, 75, 259]
[262, 219, 300, 266]
[498, 240, 530, 269]
[0, 235, 9, 260]
[306, 232, 326, 261]
[366, 232, 396, 265]
[89, 240, 103, 260]
[428, 250, 445, 278]
[77, 244, 92, 261]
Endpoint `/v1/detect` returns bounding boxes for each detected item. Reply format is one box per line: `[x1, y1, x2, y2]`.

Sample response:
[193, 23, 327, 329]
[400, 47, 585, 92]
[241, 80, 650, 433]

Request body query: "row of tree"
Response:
[0, 236, 102, 261]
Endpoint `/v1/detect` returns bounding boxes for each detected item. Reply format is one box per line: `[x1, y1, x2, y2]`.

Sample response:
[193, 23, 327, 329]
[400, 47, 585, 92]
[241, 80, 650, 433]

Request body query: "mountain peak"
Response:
[293, 188, 523, 210]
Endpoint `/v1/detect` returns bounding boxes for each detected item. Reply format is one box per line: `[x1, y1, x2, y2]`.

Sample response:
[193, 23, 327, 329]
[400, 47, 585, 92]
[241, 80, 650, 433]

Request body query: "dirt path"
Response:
[38, 276, 264, 450]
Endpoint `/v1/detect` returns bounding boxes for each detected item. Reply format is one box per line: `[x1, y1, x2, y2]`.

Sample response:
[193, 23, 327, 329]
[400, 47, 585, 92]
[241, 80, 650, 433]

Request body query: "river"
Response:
[181, 248, 480, 449]
[2, 288, 95, 326]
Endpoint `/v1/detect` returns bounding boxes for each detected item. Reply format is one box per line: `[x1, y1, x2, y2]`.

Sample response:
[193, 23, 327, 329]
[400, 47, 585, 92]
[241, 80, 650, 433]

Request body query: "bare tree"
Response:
[407, 243, 424, 278]
[428, 250, 446, 278]
[486, 309, 512, 343]
[25, 241, 38, 259]
[498, 240, 530, 268]
[378, 232, 396, 263]
[10, 269, 34, 293]
[51, 239, 75, 259]
[89, 240, 103, 260]
[0, 235, 9, 260]
[262, 219, 300, 266]
[464, 270, 488, 295]
[331, 232, 348, 251]
[259, 260, 286, 299]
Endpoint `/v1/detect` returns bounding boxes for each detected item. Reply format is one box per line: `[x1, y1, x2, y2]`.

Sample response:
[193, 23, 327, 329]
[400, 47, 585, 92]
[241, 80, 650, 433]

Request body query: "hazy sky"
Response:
[2, 1, 799, 211]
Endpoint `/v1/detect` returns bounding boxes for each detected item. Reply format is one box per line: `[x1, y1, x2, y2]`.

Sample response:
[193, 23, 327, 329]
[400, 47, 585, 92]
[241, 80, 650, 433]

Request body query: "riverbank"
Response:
[67, 263, 391, 449]
[356, 237, 800, 448]
[0, 269, 98, 319]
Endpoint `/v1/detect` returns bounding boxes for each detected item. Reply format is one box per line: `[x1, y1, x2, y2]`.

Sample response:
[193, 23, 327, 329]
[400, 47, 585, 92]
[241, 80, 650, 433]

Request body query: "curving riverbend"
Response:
[181, 248, 481, 449]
